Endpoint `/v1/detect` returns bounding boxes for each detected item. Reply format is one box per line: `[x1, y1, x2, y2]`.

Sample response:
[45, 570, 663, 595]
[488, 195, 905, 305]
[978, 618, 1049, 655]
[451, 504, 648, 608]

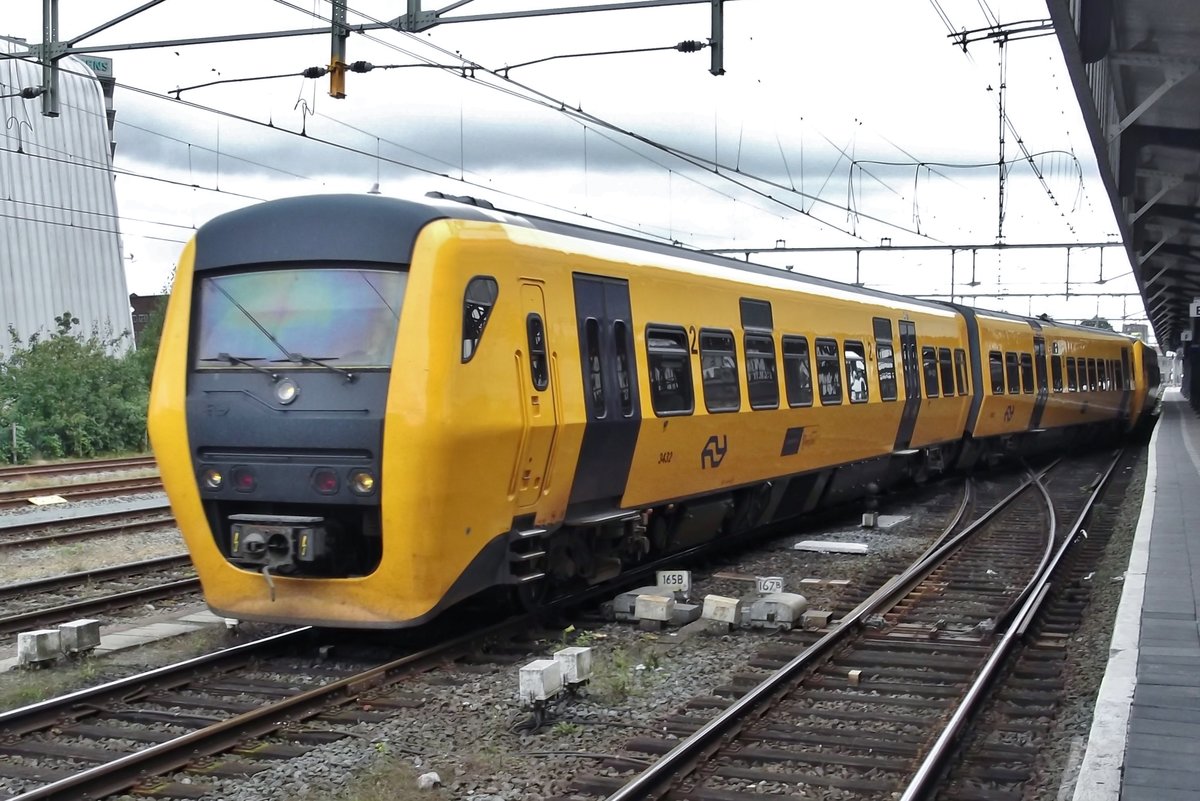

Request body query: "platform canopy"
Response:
[1048, 0, 1200, 350]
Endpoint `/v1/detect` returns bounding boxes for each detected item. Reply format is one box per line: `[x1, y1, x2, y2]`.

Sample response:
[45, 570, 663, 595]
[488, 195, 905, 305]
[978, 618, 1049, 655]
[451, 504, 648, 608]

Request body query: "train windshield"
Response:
[193, 267, 406, 369]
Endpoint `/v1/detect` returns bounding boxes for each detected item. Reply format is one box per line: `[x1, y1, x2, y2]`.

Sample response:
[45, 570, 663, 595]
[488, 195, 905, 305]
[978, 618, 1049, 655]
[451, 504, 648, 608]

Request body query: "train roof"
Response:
[195, 193, 1131, 341]
[194, 194, 955, 318]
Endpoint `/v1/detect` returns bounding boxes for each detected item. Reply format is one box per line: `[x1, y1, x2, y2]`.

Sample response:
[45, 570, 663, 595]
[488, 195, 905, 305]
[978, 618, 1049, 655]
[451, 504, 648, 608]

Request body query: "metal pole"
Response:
[709, 0, 724, 75]
[41, 0, 60, 117]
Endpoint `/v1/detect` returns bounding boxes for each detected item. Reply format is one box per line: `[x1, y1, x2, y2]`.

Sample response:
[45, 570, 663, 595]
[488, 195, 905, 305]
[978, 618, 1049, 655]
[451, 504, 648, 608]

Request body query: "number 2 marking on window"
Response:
[1003, 404, 1015, 422]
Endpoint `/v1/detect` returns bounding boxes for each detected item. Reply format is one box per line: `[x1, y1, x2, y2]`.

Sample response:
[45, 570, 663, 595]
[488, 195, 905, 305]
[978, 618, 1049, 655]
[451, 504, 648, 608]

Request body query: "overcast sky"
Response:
[1, 0, 1144, 329]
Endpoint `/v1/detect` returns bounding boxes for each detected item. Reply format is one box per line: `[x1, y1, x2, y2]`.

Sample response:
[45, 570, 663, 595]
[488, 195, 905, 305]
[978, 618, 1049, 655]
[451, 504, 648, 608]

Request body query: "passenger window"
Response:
[989, 351, 1004, 394]
[845, 341, 869, 403]
[873, 317, 898, 402]
[584, 318, 605, 417]
[527, 314, 549, 391]
[954, 348, 968, 395]
[613, 321, 633, 417]
[938, 348, 954, 396]
[782, 336, 814, 407]
[461, 276, 499, 362]
[744, 333, 779, 410]
[815, 338, 843, 405]
[1066, 357, 1078, 391]
[1115, 359, 1125, 391]
[700, 329, 740, 413]
[922, 346, 940, 398]
[646, 325, 693, 416]
[1099, 360, 1108, 391]
[1020, 353, 1034, 394]
[1051, 356, 1063, 392]
[1005, 352, 1020, 394]
[1087, 359, 1098, 391]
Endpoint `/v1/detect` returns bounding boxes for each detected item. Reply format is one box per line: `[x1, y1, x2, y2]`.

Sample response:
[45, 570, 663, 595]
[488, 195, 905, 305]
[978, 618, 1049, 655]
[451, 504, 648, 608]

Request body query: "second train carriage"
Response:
[149, 193, 1155, 629]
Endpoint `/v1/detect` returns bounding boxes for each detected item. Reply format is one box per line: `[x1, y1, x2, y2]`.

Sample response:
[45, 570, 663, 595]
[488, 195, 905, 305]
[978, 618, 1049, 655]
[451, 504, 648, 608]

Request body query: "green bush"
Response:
[0, 312, 150, 461]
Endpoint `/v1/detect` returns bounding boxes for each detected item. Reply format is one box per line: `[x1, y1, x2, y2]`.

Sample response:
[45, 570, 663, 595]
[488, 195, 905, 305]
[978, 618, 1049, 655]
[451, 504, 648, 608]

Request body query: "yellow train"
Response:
[148, 193, 1160, 628]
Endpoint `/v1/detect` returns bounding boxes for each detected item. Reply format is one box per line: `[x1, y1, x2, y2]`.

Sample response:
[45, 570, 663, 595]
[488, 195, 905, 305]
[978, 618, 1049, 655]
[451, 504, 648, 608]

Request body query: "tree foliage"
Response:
[0, 313, 150, 462]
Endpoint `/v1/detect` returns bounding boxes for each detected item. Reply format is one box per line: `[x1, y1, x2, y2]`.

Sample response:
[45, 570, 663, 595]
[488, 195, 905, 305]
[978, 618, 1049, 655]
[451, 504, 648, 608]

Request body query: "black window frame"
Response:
[744, 332, 780, 410]
[782, 335, 814, 408]
[613, 320, 634, 417]
[1005, 351, 1020, 395]
[584, 317, 605, 417]
[699, 328, 741, 413]
[645, 324, 694, 417]
[815, 337, 843, 406]
[923, 346, 940, 398]
[989, 350, 1005, 394]
[938, 347, 955, 397]
[1066, 357, 1078, 391]
[873, 317, 898, 402]
[526, 313, 549, 391]
[954, 348, 968, 396]
[844, 340, 869, 404]
[1051, 355, 1063, 392]
[1019, 352, 1034, 394]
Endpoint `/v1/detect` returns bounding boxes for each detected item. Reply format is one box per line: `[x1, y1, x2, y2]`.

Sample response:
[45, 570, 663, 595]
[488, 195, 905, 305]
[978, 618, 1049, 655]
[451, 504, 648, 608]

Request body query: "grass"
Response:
[307, 753, 452, 801]
[3, 528, 185, 583]
[0, 625, 236, 714]
[587, 637, 666, 704]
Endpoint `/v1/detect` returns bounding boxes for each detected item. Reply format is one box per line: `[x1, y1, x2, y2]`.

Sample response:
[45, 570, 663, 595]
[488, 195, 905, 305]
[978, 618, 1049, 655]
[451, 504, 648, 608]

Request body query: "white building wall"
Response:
[0, 40, 130, 354]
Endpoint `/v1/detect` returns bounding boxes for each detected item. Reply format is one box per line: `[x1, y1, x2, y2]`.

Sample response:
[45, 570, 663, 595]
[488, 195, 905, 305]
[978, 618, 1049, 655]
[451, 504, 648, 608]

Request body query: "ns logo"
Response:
[701, 435, 728, 469]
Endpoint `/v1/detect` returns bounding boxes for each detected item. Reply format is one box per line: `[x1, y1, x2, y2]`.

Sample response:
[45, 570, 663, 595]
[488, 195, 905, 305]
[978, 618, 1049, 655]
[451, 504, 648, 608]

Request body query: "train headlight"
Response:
[312, 468, 340, 495]
[201, 468, 223, 490]
[275, 378, 299, 405]
[350, 469, 376, 495]
[232, 467, 257, 493]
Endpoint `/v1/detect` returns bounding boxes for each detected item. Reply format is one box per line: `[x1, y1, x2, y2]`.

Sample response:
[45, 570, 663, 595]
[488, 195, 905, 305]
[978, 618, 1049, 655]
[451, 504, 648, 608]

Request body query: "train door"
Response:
[1119, 347, 1132, 420]
[568, 274, 641, 516]
[512, 282, 559, 508]
[1031, 336, 1049, 429]
[894, 320, 921, 450]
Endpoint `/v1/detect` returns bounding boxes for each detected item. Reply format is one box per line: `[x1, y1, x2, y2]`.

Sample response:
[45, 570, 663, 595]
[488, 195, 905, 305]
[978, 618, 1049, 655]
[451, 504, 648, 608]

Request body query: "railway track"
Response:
[0, 555, 198, 637]
[0, 477, 164, 512]
[0, 504, 174, 551]
[571, 450, 1123, 801]
[0, 456, 157, 484]
[0, 616, 542, 801]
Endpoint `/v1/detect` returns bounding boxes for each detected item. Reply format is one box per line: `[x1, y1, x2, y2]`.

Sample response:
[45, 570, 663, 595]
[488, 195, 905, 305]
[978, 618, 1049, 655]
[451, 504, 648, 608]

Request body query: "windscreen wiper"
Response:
[274, 353, 356, 383]
[203, 353, 280, 381]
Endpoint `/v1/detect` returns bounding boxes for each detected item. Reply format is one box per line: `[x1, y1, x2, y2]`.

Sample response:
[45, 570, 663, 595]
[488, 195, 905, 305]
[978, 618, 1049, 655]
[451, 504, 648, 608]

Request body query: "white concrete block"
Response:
[803, 609, 833, 630]
[58, 619, 101, 653]
[702, 595, 742, 625]
[612, 586, 662, 621]
[17, 629, 62, 666]
[876, 514, 910, 529]
[553, 646, 593, 686]
[634, 594, 675, 622]
[793, 540, 869, 554]
[747, 593, 810, 630]
[518, 659, 562, 706]
[861, 512, 879, 528]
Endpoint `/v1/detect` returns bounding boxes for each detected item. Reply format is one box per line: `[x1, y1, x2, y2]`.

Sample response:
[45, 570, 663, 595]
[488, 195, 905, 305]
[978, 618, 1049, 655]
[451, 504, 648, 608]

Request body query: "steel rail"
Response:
[0, 553, 192, 600]
[0, 511, 176, 551]
[898, 449, 1123, 801]
[0, 456, 156, 482]
[604, 466, 1051, 801]
[0, 577, 201, 636]
[0, 477, 164, 510]
[5, 616, 535, 801]
[0, 628, 310, 734]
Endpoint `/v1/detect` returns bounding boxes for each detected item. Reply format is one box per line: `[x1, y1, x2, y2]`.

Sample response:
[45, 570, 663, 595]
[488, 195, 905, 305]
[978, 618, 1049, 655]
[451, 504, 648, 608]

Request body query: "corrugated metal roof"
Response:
[0, 39, 130, 354]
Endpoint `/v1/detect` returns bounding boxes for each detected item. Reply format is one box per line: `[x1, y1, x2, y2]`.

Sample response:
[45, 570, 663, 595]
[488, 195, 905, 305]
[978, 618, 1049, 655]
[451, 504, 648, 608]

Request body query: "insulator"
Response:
[302, 66, 328, 79]
[675, 40, 706, 53]
[349, 61, 375, 73]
